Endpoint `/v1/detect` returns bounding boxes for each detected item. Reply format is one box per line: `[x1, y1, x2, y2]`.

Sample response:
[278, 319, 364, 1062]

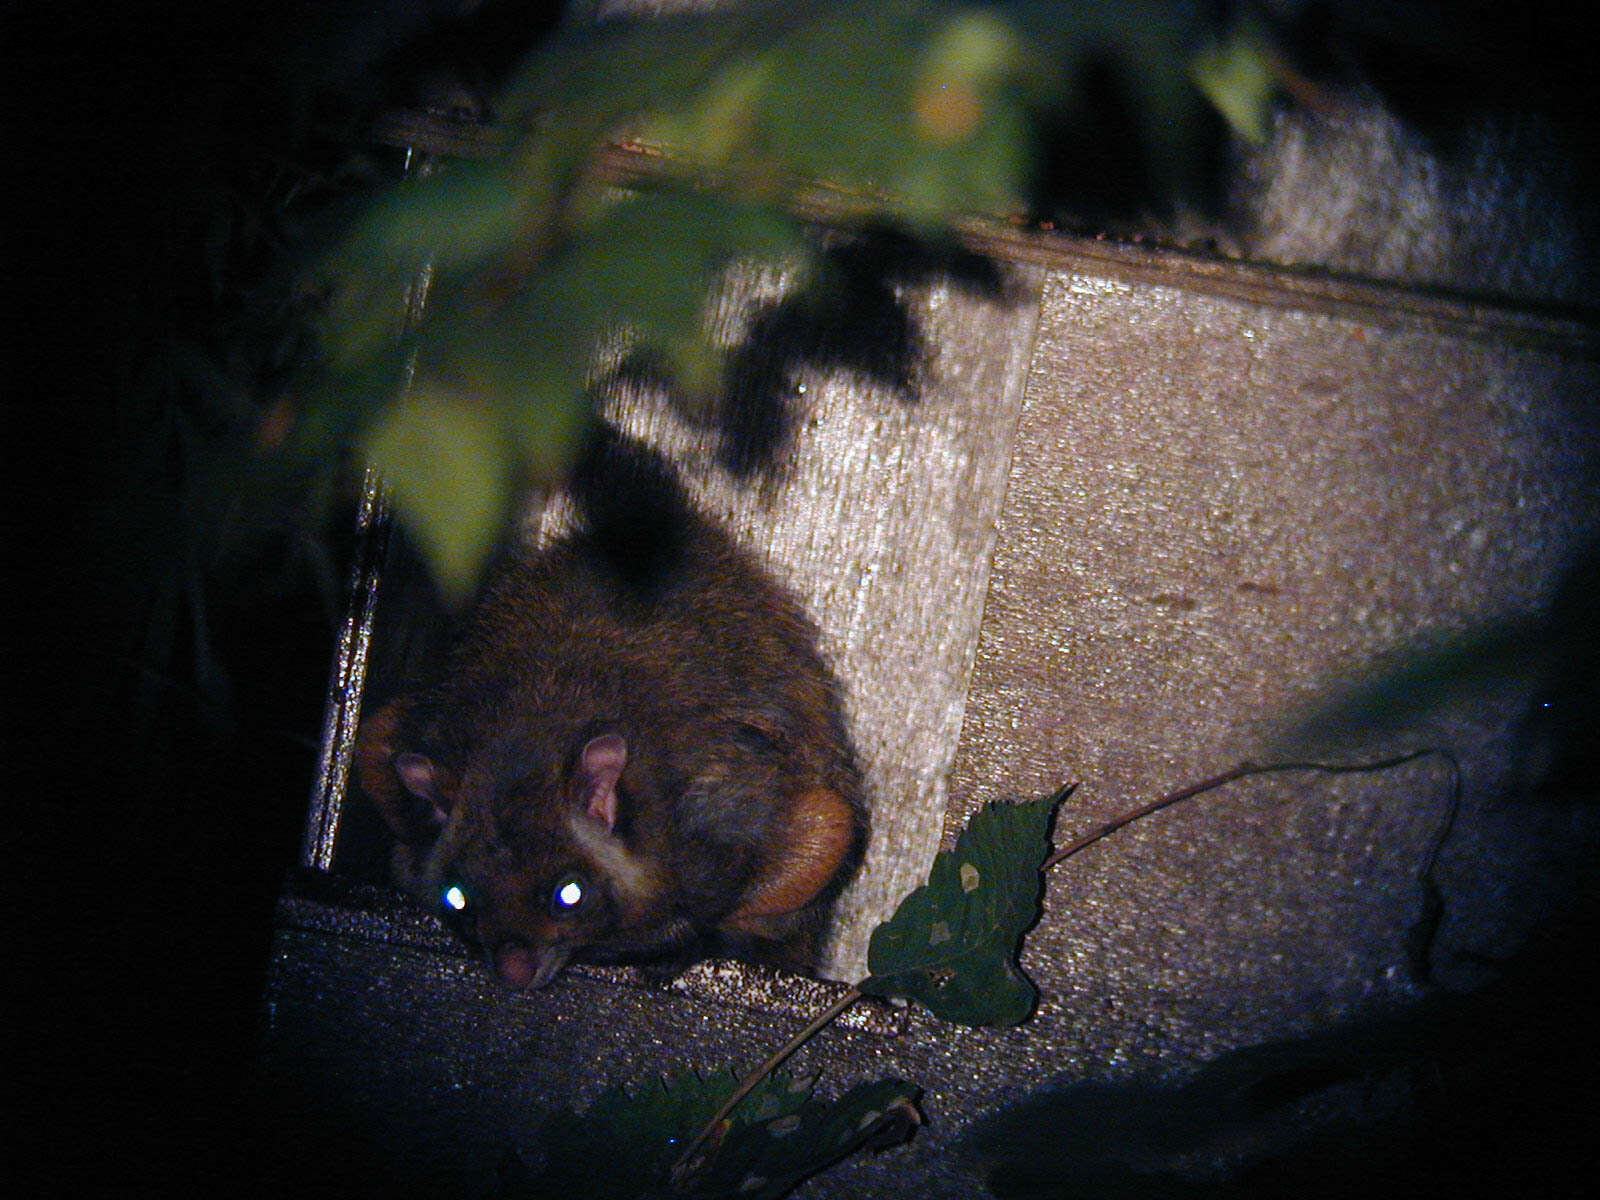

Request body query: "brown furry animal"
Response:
[356, 434, 866, 987]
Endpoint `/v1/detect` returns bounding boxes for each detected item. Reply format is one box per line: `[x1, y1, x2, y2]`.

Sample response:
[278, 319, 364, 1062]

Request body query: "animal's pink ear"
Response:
[394, 752, 450, 822]
[578, 733, 627, 832]
[356, 699, 451, 845]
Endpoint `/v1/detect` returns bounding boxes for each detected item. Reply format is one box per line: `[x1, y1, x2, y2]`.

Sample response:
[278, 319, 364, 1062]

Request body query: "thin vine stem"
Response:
[670, 984, 865, 1186]
[1044, 749, 1459, 871]
[676, 747, 1460, 1187]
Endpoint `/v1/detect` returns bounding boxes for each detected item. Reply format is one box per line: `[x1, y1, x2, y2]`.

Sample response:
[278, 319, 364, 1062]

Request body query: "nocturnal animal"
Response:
[355, 432, 867, 987]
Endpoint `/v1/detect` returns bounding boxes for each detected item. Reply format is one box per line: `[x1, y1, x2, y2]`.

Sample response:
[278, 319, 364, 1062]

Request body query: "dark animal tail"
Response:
[568, 423, 698, 594]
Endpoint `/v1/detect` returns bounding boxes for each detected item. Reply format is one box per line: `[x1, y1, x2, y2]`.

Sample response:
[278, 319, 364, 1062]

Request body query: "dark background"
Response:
[10, 3, 560, 1191]
[9, 2, 1598, 1195]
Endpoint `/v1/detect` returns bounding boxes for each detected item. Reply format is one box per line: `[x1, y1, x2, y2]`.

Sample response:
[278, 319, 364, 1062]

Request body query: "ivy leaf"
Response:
[509, 1068, 795, 1199]
[860, 787, 1070, 1026]
[544, 191, 807, 356]
[505, 1070, 919, 1200]
[303, 0, 1268, 596]
[693, 1078, 923, 1199]
[342, 160, 535, 273]
[359, 385, 518, 605]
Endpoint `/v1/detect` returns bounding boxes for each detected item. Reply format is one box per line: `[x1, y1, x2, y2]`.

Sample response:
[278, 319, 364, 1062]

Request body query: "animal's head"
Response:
[357, 704, 664, 987]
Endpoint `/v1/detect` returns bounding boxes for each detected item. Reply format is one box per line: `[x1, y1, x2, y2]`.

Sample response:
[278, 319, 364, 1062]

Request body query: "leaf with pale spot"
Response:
[860, 787, 1070, 1026]
[692, 1078, 921, 1199]
[505, 1070, 919, 1199]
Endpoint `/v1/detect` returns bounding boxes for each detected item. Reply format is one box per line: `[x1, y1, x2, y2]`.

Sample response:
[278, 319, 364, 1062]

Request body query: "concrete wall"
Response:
[265, 91, 1599, 1197]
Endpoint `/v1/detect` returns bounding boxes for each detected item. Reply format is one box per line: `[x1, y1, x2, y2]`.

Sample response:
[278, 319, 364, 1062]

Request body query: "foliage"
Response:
[504, 744, 1473, 1195]
[489, 785, 1062, 1197]
[503, 1069, 920, 1199]
[862, 789, 1069, 1026]
[284, 0, 1280, 600]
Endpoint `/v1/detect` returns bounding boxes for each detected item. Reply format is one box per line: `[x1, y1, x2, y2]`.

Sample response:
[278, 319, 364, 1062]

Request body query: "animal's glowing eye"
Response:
[551, 875, 585, 913]
[442, 884, 470, 913]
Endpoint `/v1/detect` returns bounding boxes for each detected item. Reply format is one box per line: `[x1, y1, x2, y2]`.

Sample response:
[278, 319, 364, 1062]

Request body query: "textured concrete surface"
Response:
[267, 214, 1597, 1194]
[599, 256, 1045, 979]
[946, 261, 1598, 1075]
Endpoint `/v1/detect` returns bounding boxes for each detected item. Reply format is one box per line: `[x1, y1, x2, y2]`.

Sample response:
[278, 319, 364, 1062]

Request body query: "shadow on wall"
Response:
[970, 529, 1600, 1199]
[616, 225, 1013, 481]
[970, 885, 1600, 1199]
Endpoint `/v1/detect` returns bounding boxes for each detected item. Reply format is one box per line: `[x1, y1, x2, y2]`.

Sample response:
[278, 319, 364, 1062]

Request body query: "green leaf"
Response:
[419, 289, 595, 478]
[513, 1069, 754, 1199]
[861, 787, 1070, 1026]
[360, 386, 518, 604]
[343, 188, 804, 597]
[1190, 21, 1280, 144]
[347, 160, 538, 269]
[693, 1078, 923, 1199]
[505, 1069, 919, 1200]
[555, 191, 807, 341]
[303, 0, 1261, 597]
